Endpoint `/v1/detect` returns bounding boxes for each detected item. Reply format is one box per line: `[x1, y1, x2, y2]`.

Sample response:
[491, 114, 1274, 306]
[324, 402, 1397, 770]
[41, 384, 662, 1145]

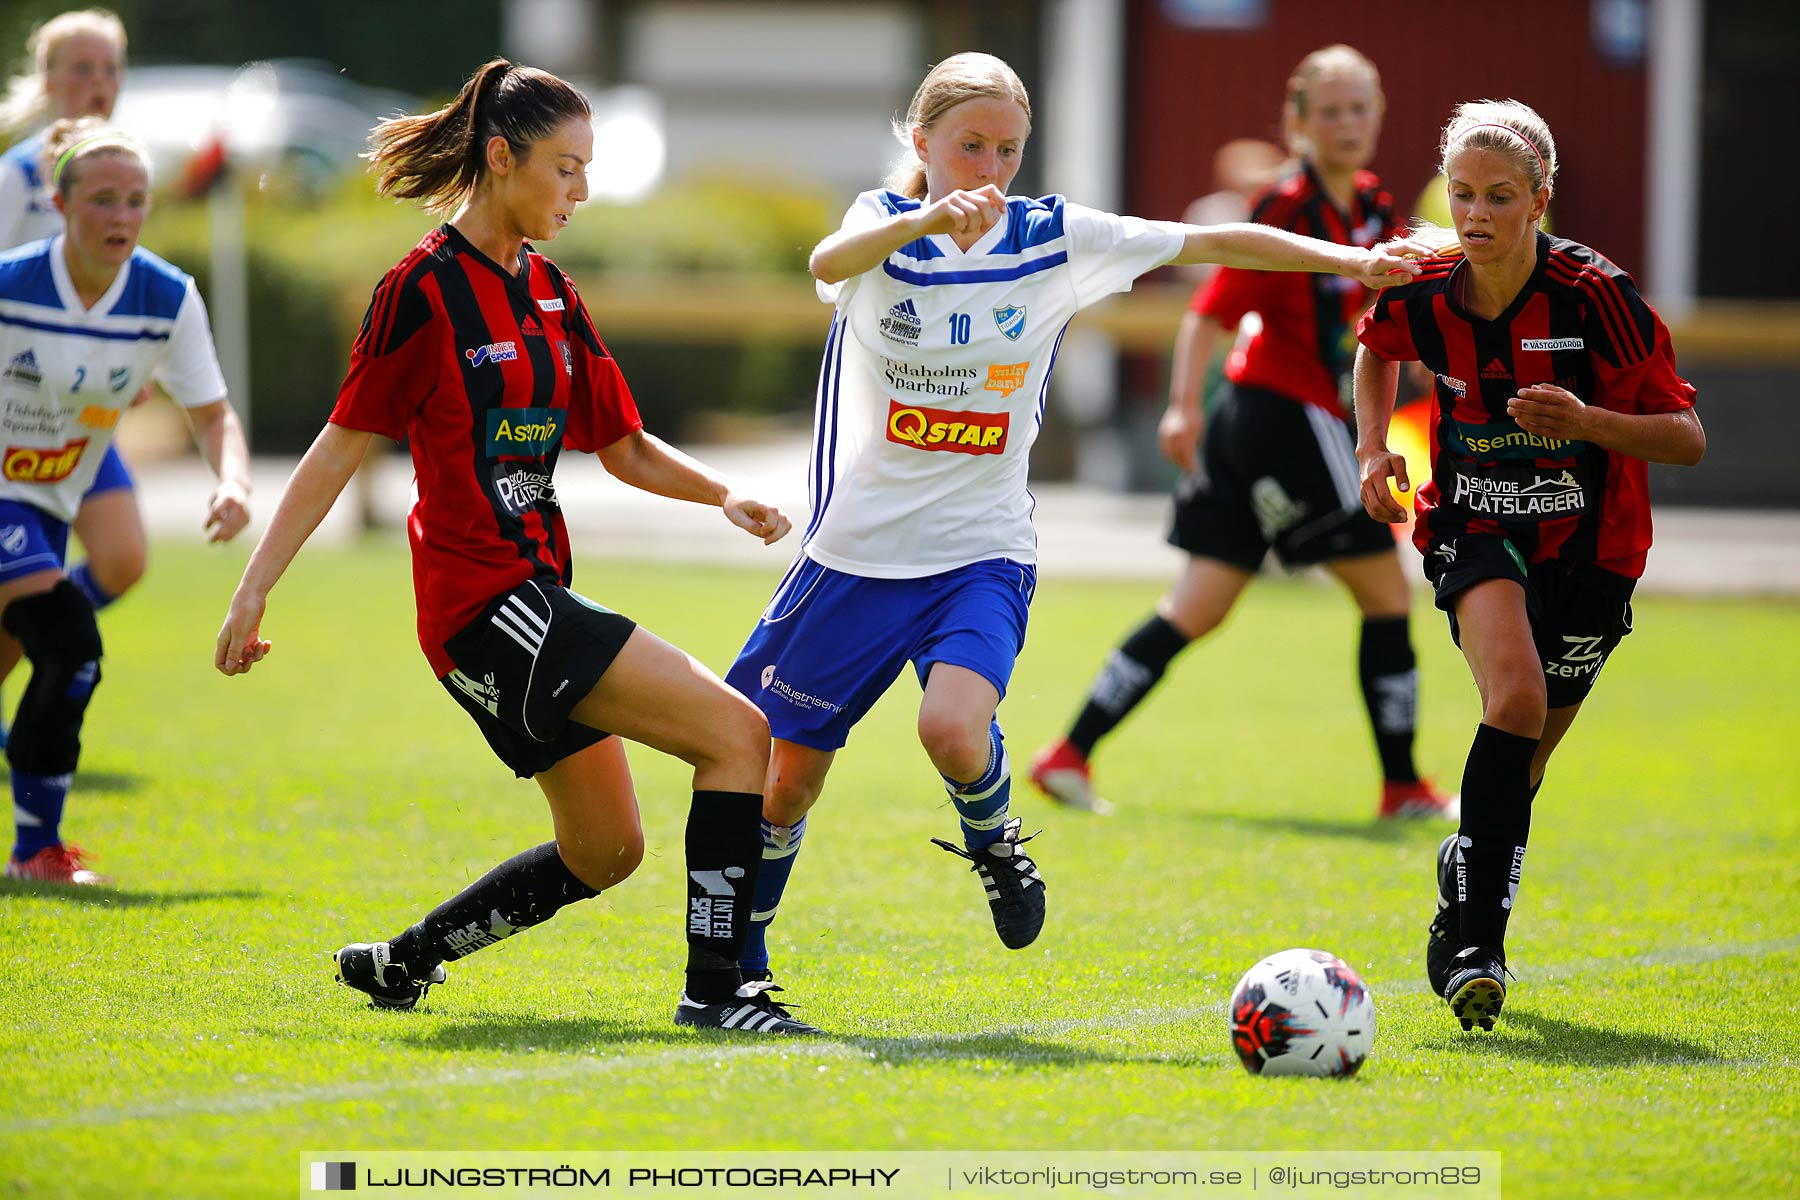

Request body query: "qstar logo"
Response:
[3, 439, 88, 483]
[993, 303, 1026, 341]
[885, 400, 1008, 455]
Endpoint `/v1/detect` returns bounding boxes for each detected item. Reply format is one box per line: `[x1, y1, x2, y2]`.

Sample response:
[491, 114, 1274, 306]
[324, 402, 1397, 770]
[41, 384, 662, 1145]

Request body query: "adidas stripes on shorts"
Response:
[439, 579, 637, 778]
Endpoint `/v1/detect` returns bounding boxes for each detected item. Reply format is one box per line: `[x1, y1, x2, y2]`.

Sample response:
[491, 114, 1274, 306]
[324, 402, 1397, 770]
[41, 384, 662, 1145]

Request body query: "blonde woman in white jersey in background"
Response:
[0, 11, 152, 727]
[722, 53, 1422, 999]
[0, 120, 250, 884]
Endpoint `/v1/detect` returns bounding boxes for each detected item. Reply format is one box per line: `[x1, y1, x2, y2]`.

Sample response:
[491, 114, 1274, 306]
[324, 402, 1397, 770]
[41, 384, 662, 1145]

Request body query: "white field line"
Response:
[6, 934, 1796, 1133]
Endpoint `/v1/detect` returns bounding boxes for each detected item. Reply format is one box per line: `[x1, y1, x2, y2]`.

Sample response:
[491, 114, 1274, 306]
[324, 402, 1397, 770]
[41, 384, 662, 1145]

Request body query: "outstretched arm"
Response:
[215, 422, 373, 675]
[1174, 224, 1424, 290]
[810, 186, 1008, 283]
[185, 398, 253, 543]
[596, 429, 791, 545]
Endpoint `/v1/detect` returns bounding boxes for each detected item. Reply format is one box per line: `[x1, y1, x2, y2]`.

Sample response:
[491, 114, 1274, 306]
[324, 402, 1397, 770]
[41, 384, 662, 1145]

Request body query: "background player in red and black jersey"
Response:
[1034, 46, 1454, 820]
[1354, 100, 1705, 1032]
[215, 60, 818, 1034]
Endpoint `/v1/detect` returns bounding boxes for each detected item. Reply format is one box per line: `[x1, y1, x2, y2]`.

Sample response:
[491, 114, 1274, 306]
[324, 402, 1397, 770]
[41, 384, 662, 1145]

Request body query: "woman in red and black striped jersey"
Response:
[1034, 46, 1454, 820]
[214, 60, 818, 1034]
[1354, 100, 1705, 1032]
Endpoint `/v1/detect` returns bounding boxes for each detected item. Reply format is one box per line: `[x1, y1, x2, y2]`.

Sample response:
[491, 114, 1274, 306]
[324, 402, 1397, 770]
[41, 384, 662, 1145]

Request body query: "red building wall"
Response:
[1124, 0, 1650, 270]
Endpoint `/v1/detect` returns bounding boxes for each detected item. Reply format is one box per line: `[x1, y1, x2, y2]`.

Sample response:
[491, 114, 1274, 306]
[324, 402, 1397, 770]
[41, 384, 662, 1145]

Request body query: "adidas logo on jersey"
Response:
[880, 299, 922, 347]
[1480, 357, 1512, 380]
[4, 350, 42, 387]
[520, 316, 544, 337]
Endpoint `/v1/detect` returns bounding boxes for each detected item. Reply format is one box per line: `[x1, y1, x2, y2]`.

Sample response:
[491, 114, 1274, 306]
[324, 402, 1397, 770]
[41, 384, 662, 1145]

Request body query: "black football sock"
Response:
[1455, 723, 1540, 954]
[1360, 616, 1420, 783]
[1067, 614, 1190, 756]
[389, 841, 599, 976]
[684, 790, 764, 1004]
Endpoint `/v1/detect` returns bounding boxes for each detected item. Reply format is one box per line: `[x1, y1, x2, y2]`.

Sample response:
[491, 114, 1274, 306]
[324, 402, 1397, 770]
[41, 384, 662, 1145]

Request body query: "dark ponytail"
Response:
[367, 58, 590, 215]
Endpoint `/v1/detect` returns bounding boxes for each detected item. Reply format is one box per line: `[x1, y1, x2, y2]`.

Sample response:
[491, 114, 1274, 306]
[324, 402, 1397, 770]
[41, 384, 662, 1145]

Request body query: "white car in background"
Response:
[111, 59, 413, 199]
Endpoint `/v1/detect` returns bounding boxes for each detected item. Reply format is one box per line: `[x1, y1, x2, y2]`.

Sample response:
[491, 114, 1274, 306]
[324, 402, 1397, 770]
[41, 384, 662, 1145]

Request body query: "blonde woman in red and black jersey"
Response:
[1354, 100, 1704, 1031]
[215, 60, 819, 1035]
[1034, 46, 1455, 820]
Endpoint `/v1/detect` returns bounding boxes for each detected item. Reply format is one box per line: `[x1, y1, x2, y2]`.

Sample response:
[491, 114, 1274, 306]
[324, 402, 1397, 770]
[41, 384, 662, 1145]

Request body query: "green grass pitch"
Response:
[1, 541, 1795, 1198]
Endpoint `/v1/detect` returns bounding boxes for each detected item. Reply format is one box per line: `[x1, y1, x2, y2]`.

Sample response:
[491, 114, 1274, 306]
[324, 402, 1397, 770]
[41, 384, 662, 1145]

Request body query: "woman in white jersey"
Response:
[0, 10, 151, 688]
[723, 53, 1420, 986]
[0, 119, 250, 884]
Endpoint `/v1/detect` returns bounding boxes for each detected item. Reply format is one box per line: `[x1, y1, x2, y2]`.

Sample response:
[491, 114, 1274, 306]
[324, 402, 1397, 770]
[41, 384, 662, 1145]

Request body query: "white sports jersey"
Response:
[803, 189, 1184, 577]
[0, 132, 57, 251]
[0, 236, 226, 520]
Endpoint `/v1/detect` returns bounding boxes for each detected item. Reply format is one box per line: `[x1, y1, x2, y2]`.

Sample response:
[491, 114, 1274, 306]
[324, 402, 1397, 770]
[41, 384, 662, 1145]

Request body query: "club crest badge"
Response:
[993, 304, 1026, 342]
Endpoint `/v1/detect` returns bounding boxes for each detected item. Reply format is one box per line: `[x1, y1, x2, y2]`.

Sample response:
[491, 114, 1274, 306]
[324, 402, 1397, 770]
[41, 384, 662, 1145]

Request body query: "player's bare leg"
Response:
[924, 664, 1044, 949]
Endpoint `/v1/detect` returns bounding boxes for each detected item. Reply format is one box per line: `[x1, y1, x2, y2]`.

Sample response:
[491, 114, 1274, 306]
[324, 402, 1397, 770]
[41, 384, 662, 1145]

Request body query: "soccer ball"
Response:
[1228, 948, 1375, 1078]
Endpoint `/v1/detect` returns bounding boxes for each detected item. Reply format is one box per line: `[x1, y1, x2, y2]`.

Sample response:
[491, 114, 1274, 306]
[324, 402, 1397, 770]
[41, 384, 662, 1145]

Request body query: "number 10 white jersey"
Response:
[802, 189, 1184, 578]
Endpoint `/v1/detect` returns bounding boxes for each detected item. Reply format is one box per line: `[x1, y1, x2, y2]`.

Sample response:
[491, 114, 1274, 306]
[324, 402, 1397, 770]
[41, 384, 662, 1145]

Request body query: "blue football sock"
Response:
[740, 815, 806, 975]
[12, 769, 71, 860]
[67, 563, 117, 612]
[944, 720, 1011, 851]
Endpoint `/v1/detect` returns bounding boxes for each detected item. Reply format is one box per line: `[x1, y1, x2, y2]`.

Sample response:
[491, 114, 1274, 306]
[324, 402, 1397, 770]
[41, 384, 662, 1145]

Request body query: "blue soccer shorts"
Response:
[0, 500, 71, 583]
[84, 443, 135, 497]
[726, 555, 1036, 750]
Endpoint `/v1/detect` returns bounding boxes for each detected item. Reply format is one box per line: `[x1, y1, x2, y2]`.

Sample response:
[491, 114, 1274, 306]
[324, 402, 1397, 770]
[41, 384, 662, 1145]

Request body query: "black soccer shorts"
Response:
[439, 579, 638, 778]
[1424, 532, 1636, 709]
[1168, 383, 1397, 570]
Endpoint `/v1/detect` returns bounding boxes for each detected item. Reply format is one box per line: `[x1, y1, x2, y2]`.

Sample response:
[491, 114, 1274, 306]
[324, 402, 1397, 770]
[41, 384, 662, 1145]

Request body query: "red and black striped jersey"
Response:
[330, 224, 643, 675]
[1356, 231, 1695, 579]
[1191, 162, 1398, 413]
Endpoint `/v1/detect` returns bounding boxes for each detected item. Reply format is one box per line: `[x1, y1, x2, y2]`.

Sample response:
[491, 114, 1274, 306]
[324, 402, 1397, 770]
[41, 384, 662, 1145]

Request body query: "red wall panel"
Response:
[1125, 0, 1650, 271]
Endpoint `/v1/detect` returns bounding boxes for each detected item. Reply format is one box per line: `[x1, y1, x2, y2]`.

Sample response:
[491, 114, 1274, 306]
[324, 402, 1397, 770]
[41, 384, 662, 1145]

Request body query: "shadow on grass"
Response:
[403, 1013, 693, 1054]
[841, 1030, 1213, 1071]
[400, 1015, 1214, 1070]
[72, 770, 149, 795]
[1425, 1009, 1725, 1065]
[1182, 811, 1444, 845]
[0, 881, 265, 907]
